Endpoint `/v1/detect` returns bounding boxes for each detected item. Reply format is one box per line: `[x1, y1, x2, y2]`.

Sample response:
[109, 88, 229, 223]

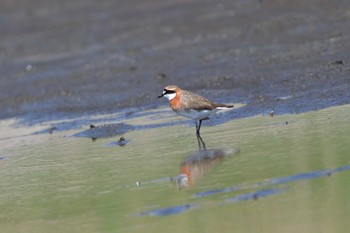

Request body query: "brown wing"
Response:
[180, 90, 217, 111]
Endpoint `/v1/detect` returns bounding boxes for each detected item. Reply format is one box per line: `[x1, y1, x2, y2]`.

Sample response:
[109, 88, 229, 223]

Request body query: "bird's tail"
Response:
[215, 104, 234, 109]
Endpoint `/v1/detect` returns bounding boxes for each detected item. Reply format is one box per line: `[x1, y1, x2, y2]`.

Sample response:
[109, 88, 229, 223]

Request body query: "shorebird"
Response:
[158, 85, 233, 135]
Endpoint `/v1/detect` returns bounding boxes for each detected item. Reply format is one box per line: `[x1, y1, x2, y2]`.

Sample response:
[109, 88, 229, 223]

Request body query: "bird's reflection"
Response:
[196, 134, 206, 150]
[176, 135, 236, 189]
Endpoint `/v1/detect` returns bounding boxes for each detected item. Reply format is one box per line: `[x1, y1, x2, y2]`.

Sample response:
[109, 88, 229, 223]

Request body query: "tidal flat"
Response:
[1, 104, 350, 233]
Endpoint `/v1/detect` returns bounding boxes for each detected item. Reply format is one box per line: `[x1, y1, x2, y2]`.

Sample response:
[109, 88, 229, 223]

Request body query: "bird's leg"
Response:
[196, 119, 202, 136]
[198, 119, 203, 134]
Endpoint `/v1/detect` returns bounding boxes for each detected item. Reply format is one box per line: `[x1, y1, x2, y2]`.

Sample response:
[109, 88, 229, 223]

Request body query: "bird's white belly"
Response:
[175, 109, 217, 120]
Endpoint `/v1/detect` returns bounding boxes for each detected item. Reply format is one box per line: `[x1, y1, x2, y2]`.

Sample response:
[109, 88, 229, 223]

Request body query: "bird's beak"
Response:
[158, 91, 165, 98]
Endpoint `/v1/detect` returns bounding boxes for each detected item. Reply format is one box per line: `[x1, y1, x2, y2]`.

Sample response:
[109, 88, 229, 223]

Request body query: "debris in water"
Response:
[105, 137, 130, 147]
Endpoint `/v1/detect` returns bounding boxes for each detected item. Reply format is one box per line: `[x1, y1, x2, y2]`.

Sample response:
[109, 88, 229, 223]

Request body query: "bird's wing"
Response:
[180, 90, 217, 111]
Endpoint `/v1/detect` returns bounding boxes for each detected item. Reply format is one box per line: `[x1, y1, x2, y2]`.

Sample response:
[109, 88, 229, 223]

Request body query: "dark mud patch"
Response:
[1, 0, 350, 126]
[73, 123, 136, 138]
[70, 120, 189, 139]
[28, 106, 189, 137]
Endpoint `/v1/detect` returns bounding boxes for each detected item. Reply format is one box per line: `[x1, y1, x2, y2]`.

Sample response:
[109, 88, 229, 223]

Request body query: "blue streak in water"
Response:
[136, 203, 198, 217]
[195, 165, 350, 198]
[225, 188, 287, 203]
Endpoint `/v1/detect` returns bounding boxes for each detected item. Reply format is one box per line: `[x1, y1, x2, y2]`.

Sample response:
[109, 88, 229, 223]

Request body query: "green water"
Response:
[1, 105, 350, 233]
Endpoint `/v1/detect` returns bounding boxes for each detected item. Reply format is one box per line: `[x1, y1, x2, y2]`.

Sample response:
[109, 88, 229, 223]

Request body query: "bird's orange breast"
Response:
[169, 92, 182, 110]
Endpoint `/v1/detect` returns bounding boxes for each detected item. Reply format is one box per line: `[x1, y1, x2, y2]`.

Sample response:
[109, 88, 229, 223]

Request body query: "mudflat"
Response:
[2, 2, 350, 232]
[1, 0, 350, 123]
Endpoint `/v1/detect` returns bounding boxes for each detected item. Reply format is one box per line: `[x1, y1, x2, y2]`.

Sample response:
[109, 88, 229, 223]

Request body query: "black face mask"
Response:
[158, 89, 176, 98]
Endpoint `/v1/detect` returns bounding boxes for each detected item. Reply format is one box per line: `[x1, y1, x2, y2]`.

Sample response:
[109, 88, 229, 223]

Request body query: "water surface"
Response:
[1, 105, 350, 233]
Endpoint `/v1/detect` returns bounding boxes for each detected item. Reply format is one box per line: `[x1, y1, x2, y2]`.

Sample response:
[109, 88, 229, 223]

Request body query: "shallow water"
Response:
[1, 105, 350, 233]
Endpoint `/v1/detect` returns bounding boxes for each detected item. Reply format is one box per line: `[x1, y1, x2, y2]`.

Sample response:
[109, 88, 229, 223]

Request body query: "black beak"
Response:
[158, 89, 176, 98]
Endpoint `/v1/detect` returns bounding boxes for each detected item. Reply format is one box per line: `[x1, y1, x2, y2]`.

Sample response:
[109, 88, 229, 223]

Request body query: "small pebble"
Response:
[116, 137, 126, 146]
[48, 127, 57, 134]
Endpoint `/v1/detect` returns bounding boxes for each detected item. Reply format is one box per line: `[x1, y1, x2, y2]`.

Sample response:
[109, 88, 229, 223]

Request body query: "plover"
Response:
[158, 85, 233, 135]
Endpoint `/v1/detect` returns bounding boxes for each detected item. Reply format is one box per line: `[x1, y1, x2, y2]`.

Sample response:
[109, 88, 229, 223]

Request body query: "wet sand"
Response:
[1, 0, 350, 124]
[2, 2, 350, 231]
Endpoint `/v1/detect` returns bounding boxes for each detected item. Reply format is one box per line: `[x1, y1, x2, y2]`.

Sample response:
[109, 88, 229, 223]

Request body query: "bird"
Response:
[158, 85, 233, 135]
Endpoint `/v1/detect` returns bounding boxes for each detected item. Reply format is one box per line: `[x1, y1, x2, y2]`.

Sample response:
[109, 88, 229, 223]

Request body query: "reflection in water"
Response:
[196, 134, 206, 150]
[195, 164, 350, 198]
[224, 188, 287, 203]
[131, 136, 239, 189]
[134, 135, 239, 217]
[177, 135, 240, 189]
[135, 165, 350, 218]
[135, 203, 199, 217]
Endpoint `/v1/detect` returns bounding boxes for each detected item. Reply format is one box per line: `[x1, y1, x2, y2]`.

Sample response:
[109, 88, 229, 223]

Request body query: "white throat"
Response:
[164, 93, 176, 100]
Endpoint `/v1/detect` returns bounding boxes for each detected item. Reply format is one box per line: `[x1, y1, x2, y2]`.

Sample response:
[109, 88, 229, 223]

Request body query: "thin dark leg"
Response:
[196, 119, 202, 136]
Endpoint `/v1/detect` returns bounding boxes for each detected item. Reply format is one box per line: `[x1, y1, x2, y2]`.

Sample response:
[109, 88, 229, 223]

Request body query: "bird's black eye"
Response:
[164, 89, 175, 94]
